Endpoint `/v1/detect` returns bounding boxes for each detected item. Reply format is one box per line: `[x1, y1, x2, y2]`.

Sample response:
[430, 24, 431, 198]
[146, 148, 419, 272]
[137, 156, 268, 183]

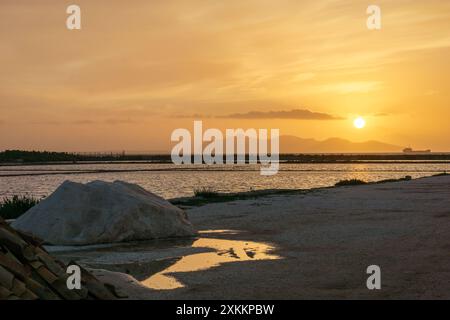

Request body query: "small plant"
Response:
[376, 176, 412, 184]
[433, 172, 448, 177]
[0, 195, 40, 220]
[194, 187, 219, 198]
[335, 179, 367, 187]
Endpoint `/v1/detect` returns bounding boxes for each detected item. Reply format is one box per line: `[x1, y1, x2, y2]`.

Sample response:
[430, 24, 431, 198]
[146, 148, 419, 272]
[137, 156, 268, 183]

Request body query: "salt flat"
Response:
[83, 175, 450, 299]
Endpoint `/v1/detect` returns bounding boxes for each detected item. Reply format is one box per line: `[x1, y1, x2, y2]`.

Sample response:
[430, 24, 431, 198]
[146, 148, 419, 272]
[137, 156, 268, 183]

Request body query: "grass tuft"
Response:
[433, 172, 448, 177]
[335, 179, 368, 187]
[193, 187, 219, 198]
[376, 175, 412, 184]
[0, 195, 41, 220]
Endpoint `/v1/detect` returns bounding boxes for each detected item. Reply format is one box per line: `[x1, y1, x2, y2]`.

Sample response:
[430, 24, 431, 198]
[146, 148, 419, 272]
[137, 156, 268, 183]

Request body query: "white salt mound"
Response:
[12, 180, 196, 245]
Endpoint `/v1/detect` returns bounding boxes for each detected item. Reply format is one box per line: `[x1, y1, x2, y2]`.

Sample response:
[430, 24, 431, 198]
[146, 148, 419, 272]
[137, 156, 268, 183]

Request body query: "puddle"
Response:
[198, 229, 241, 235]
[50, 229, 281, 291]
[141, 237, 280, 290]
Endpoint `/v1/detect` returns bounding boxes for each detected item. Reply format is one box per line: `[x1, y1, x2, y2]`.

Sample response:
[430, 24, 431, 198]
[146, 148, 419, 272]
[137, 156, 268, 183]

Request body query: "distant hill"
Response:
[164, 134, 402, 153]
[279, 136, 402, 153]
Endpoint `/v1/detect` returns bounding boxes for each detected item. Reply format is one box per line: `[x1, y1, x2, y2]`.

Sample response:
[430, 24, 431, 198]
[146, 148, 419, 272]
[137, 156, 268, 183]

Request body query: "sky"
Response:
[1, 0, 449, 152]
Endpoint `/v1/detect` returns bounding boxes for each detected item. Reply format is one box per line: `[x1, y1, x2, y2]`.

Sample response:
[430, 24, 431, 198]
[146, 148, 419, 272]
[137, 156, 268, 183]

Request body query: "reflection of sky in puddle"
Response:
[141, 237, 280, 290]
[198, 229, 241, 235]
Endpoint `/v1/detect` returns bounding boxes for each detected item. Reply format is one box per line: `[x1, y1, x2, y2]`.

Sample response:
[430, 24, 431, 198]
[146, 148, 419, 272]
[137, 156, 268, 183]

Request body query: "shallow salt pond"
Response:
[49, 230, 280, 290]
[141, 236, 280, 290]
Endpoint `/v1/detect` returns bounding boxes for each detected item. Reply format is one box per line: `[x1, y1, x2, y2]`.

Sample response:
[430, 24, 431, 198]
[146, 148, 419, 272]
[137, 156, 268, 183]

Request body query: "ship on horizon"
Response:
[403, 147, 432, 154]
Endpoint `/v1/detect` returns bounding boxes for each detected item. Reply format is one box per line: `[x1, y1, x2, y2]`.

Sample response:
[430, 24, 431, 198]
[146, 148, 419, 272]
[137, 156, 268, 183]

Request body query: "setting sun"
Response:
[353, 117, 366, 129]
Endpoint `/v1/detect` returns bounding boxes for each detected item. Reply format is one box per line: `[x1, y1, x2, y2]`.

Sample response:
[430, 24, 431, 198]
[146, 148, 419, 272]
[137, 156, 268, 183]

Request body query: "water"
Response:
[49, 229, 280, 291]
[1, 162, 449, 199]
[142, 235, 280, 290]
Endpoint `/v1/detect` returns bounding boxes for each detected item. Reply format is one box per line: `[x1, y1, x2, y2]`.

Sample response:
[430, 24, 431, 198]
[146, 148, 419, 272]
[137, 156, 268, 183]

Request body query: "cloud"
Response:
[373, 113, 389, 117]
[103, 118, 136, 125]
[26, 119, 137, 126]
[218, 109, 344, 120]
[71, 120, 95, 125]
[309, 82, 382, 95]
[425, 90, 439, 96]
[28, 120, 62, 125]
[176, 113, 213, 119]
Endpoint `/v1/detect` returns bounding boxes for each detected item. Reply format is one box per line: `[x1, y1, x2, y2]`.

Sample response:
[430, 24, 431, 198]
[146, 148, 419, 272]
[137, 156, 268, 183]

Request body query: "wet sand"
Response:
[54, 175, 450, 299]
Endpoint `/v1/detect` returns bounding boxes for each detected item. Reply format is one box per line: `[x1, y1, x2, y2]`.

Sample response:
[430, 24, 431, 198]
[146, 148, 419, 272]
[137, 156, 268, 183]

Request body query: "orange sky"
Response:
[1, 0, 449, 152]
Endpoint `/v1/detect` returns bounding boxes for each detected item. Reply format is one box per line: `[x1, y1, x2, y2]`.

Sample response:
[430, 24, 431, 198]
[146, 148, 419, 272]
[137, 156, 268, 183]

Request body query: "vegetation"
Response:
[193, 187, 220, 198]
[335, 179, 368, 187]
[0, 150, 78, 163]
[335, 175, 416, 187]
[173, 189, 304, 207]
[376, 175, 412, 184]
[0, 195, 41, 220]
[0, 150, 146, 163]
[2, 150, 450, 164]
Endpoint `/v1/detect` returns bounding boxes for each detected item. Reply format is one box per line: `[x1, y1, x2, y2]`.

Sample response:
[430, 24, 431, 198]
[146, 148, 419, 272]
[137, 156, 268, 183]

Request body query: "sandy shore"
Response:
[54, 175, 450, 299]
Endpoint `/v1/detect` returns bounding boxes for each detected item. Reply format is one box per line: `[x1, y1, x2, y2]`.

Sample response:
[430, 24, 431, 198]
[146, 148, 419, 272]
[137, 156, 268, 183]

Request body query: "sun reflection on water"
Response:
[141, 237, 280, 290]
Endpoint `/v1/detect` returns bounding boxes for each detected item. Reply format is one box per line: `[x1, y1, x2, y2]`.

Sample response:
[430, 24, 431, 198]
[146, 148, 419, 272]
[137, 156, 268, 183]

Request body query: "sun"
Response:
[353, 117, 366, 129]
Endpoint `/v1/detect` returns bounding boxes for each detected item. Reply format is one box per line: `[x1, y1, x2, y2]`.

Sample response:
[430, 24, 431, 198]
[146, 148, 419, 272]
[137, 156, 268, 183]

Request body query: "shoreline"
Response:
[169, 173, 447, 207]
[2, 152, 450, 168]
[1, 167, 449, 179]
[2, 160, 450, 169]
[2, 173, 448, 221]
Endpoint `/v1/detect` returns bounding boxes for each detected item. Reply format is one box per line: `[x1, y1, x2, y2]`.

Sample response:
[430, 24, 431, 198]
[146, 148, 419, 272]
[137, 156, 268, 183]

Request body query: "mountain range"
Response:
[162, 135, 403, 154]
[278, 135, 402, 153]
